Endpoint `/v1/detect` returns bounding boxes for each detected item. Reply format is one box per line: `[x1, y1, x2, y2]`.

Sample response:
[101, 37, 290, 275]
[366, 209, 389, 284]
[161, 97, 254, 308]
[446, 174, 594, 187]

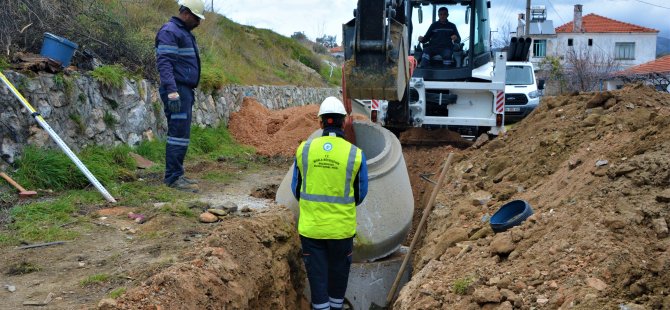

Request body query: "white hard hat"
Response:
[318, 97, 347, 116]
[180, 0, 206, 20]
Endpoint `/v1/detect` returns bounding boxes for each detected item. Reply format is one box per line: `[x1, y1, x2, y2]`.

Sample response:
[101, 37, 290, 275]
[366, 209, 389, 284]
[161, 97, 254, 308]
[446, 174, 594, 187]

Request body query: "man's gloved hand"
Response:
[167, 92, 181, 113]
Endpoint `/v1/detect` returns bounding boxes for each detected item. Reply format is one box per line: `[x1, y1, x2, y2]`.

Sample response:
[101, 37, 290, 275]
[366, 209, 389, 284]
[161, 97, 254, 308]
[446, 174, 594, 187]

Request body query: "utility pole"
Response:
[525, 0, 531, 36]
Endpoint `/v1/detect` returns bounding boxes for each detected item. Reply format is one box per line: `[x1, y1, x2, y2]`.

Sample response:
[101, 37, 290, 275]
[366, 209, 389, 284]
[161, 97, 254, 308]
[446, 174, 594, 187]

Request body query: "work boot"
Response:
[181, 176, 199, 184]
[167, 176, 199, 193]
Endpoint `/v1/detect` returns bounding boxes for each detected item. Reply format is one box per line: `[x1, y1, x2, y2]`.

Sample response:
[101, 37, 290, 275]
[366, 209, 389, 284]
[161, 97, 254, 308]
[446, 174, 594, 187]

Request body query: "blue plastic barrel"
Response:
[40, 33, 78, 67]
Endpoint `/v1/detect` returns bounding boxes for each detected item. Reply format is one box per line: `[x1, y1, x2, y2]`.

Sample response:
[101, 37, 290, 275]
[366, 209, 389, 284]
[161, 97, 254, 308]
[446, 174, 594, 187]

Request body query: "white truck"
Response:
[504, 61, 544, 123]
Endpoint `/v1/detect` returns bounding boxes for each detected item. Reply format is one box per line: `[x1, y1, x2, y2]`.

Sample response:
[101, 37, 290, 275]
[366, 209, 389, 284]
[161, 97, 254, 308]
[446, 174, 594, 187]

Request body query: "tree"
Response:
[563, 48, 620, 92]
[316, 35, 337, 48]
[491, 23, 513, 49]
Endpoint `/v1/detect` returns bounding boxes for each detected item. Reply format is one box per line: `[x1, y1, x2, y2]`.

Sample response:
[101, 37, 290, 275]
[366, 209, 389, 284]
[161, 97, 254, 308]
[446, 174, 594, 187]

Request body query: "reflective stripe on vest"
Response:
[300, 140, 358, 204]
[296, 136, 362, 239]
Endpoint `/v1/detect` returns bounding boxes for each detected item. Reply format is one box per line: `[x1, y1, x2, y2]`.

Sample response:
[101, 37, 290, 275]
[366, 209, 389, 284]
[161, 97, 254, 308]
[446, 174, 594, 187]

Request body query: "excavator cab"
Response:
[344, 0, 506, 138]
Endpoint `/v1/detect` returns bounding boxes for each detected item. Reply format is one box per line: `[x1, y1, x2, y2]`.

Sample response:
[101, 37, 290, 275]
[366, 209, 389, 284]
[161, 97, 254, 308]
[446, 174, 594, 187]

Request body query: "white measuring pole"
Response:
[0, 72, 117, 203]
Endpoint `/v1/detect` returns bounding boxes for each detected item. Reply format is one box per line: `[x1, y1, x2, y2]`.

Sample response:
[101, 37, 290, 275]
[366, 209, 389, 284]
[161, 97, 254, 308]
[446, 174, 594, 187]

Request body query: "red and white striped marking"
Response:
[495, 91, 505, 113]
[371, 99, 380, 110]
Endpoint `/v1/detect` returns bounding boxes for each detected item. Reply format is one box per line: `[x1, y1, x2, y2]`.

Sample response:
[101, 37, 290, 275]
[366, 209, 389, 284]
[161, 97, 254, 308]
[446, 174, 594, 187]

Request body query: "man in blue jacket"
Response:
[418, 7, 460, 67]
[155, 0, 205, 191]
[291, 97, 369, 310]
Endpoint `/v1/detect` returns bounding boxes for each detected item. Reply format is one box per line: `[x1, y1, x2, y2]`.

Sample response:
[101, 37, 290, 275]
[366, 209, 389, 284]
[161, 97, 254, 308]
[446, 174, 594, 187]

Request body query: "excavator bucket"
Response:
[344, 19, 409, 101]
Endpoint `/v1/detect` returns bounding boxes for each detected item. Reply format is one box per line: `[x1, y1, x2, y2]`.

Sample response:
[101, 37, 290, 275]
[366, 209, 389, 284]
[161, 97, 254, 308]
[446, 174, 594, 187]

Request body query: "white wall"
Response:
[549, 32, 657, 68]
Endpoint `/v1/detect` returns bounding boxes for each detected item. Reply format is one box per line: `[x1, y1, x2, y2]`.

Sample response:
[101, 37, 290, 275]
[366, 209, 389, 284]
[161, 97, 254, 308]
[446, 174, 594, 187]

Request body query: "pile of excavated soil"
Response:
[395, 83, 670, 309]
[228, 97, 372, 158]
[110, 207, 308, 309]
[228, 97, 321, 157]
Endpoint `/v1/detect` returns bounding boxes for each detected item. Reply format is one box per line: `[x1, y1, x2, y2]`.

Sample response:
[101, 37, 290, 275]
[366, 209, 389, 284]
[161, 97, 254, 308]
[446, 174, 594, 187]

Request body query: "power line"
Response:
[633, 0, 670, 9]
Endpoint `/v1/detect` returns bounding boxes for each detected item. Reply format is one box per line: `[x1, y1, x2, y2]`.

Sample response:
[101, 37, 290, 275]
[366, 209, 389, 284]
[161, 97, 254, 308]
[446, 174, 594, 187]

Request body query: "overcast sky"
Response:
[212, 0, 670, 42]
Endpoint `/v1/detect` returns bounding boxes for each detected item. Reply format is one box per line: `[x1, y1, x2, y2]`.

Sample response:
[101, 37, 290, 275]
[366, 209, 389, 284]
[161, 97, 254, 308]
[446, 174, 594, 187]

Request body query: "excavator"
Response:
[342, 0, 529, 140]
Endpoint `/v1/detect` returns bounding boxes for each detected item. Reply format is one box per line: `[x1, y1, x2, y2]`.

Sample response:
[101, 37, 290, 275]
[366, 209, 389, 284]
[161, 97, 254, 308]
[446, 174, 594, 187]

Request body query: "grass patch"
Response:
[0, 56, 9, 70]
[69, 113, 86, 134]
[110, 181, 185, 207]
[108, 287, 126, 299]
[135, 138, 166, 164]
[91, 65, 127, 89]
[452, 276, 475, 295]
[6, 261, 41, 275]
[188, 123, 255, 161]
[80, 273, 111, 286]
[159, 203, 196, 218]
[320, 61, 343, 86]
[201, 171, 236, 183]
[4, 200, 78, 244]
[200, 65, 225, 94]
[103, 111, 117, 127]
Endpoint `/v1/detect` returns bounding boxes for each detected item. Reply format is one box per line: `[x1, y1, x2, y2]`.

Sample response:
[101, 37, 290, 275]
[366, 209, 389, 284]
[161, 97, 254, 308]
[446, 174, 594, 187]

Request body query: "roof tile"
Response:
[556, 14, 658, 33]
[614, 55, 670, 76]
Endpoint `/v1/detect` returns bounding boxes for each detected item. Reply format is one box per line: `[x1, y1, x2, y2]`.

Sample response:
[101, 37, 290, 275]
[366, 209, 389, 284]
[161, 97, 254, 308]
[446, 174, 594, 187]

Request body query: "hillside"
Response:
[658, 36, 670, 57]
[0, 0, 339, 88]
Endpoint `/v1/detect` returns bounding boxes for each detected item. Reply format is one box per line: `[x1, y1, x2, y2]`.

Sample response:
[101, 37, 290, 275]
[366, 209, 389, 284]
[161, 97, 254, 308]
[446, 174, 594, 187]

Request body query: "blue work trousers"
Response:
[159, 84, 194, 185]
[300, 235, 353, 310]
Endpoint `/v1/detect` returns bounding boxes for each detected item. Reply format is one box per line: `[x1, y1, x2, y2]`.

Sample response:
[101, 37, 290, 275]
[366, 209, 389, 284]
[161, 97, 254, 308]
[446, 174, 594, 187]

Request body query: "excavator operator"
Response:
[418, 7, 461, 67]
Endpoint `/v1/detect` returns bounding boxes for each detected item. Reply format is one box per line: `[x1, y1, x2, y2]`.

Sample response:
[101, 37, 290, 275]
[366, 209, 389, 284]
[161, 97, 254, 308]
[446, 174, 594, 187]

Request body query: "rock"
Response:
[129, 152, 155, 169]
[471, 190, 492, 206]
[490, 234, 515, 255]
[585, 277, 607, 291]
[536, 296, 549, 305]
[656, 189, 670, 203]
[207, 209, 228, 216]
[97, 298, 118, 310]
[198, 212, 219, 223]
[582, 114, 600, 127]
[5, 285, 16, 292]
[652, 218, 669, 238]
[595, 159, 609, 167]
[497, 301, 513, 310]
[472, 134, 489, 149]
[222, 201, 239, 213]
[473, 286, 502, 304]
[568, 158, 582, 170]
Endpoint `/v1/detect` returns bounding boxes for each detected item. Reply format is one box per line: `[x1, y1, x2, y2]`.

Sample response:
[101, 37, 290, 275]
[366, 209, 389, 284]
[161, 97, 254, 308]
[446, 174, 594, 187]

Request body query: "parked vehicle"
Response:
[504, 61, 544, 123]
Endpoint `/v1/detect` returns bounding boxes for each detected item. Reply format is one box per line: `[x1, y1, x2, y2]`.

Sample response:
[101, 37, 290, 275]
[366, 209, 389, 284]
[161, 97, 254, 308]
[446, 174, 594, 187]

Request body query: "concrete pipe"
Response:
[275, 121, 414, 262]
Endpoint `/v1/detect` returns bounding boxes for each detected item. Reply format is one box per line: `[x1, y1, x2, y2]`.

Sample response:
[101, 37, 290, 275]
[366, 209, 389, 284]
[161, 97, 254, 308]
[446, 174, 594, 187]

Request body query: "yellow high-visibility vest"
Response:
[296, 135, 363, 239]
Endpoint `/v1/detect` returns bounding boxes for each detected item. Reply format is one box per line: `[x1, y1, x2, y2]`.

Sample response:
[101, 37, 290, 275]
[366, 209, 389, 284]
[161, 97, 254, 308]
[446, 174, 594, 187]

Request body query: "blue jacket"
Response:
[291, 127, 369, 206]
[155, 17, 201, 93]
[420, 20, 460, 50]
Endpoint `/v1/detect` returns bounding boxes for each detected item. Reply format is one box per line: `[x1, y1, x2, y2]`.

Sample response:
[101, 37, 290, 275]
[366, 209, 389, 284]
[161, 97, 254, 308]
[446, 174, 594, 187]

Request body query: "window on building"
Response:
[615, 42, 635, 60]
[533, 40, 546, 57]
[588, 39, 593, 46]
[568, 38, 573, 46]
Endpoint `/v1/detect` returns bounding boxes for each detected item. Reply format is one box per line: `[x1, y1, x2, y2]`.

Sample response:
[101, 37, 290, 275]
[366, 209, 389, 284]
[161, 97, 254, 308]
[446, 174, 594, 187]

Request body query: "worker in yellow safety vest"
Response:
[291, 96, 369, 310]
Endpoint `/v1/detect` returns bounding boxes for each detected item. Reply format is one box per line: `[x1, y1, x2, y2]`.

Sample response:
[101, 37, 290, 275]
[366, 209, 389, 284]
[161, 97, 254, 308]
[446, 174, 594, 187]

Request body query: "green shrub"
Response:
[80, 273, 111, 286]
[452, 277, 474, 295]
[91, 65, 127, 89]
[14, 146, 84, 190]
[103, 111, 117, 127]
[298, 54, 323, 73]
[135, 138, 166, 163]
[109, 287, 126, 299]
[200, 66, 225, 94]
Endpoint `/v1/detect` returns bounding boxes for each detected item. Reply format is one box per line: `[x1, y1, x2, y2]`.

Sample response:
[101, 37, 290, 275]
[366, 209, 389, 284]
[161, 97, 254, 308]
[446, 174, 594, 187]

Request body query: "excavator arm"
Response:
[343, 0, 410, 102]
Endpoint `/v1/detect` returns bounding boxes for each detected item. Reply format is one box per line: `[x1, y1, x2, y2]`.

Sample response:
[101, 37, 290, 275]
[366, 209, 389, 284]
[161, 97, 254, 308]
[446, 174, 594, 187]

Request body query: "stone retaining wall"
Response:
[0, 71, 339, 163]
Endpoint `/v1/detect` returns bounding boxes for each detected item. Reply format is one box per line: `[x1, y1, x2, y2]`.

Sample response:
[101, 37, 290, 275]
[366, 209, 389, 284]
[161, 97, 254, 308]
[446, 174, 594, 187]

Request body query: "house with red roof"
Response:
[606, 55, 670, 92]
[553, 5, 658, 68]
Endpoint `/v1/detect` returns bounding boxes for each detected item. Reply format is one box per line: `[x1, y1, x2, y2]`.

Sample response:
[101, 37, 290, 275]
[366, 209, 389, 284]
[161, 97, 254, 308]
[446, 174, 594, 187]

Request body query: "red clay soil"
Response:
[228, 97, 321, 158]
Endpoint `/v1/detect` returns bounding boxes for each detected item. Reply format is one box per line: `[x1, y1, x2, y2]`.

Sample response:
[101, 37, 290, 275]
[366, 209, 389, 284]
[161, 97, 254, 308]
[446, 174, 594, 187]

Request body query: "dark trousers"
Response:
[159, 84, 194, 185]
[420, 45, 454, 66]
[300, 235, 353, 310]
